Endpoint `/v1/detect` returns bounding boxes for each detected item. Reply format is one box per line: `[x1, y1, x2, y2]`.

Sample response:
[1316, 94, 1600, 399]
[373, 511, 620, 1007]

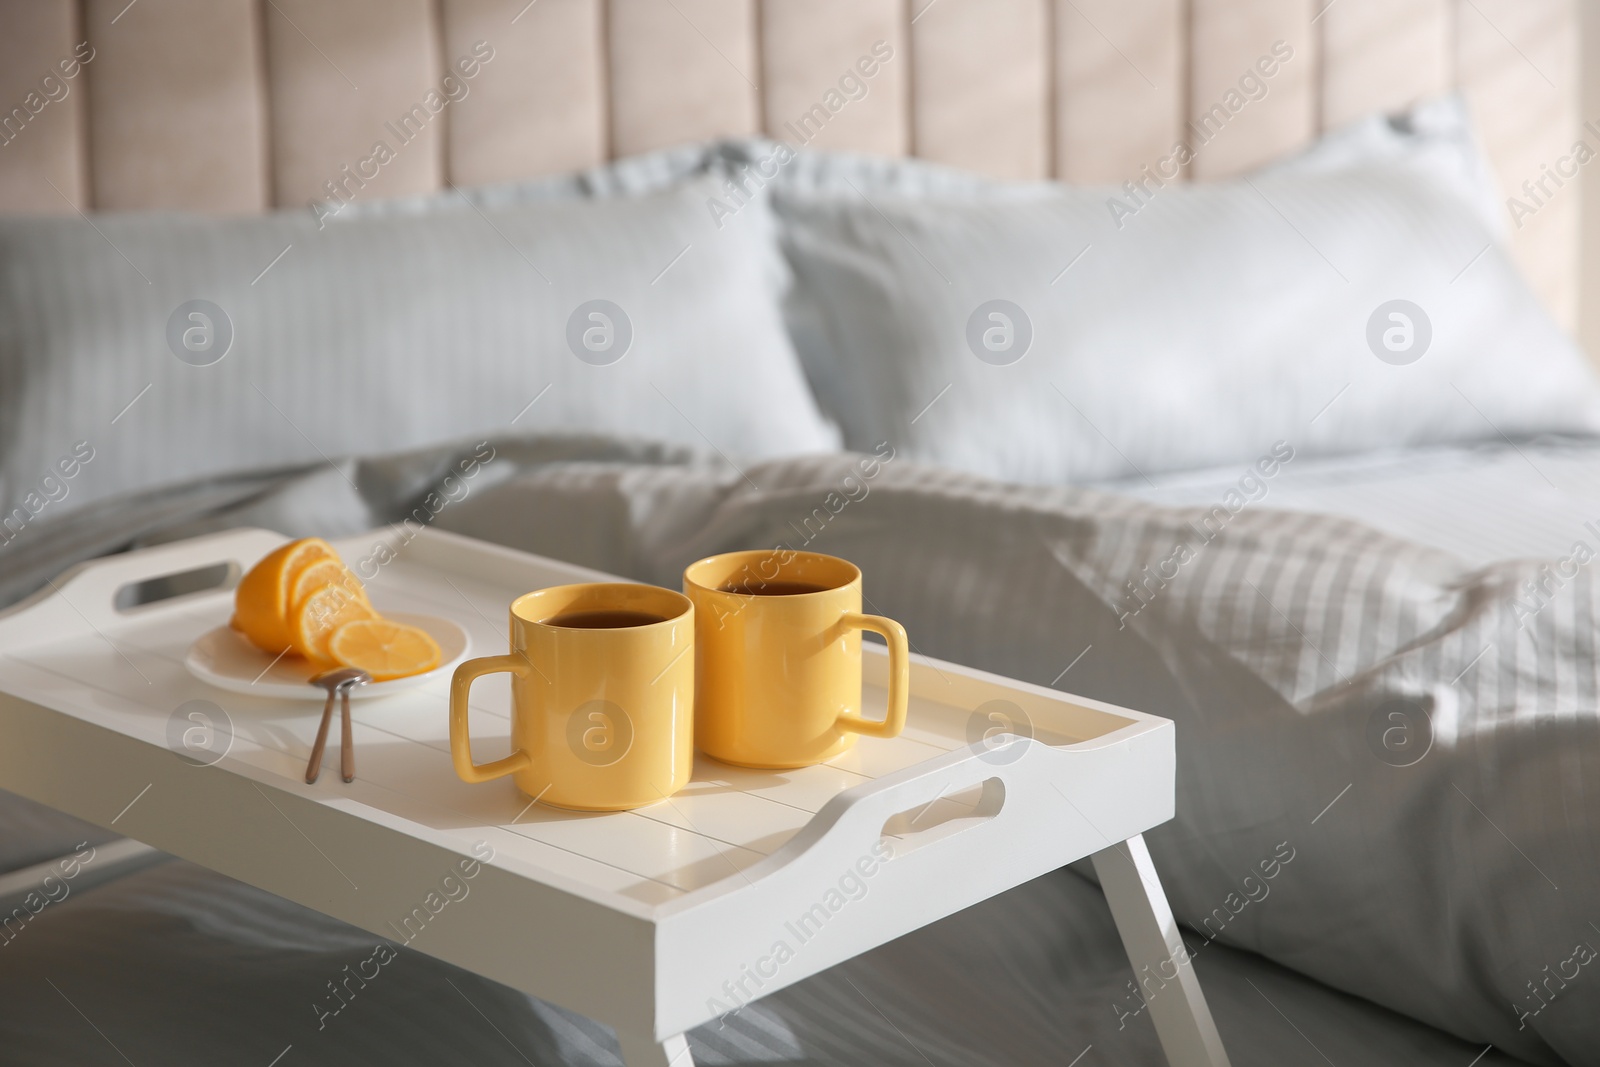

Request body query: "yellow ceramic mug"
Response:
[684, 550, 910, 768]
[449, 583, 694, 811]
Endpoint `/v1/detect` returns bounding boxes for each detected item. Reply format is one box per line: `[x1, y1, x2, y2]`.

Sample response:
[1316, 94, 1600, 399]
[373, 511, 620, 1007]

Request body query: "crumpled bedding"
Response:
[3, 432, 1594, 1065]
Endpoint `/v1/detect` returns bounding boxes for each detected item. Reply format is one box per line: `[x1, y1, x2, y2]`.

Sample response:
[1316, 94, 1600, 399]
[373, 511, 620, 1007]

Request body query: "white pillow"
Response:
[772, 95, 1600, 484]
[0, 177, 838, 523]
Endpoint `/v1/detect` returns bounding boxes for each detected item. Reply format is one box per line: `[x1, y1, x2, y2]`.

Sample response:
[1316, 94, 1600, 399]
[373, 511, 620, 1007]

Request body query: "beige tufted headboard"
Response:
[0, 0, 1579, 326]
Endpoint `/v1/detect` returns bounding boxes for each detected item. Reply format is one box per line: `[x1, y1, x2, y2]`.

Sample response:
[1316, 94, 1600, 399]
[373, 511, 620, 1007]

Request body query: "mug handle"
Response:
[834, 613, 910, 740]
[450, 653, 534, 783]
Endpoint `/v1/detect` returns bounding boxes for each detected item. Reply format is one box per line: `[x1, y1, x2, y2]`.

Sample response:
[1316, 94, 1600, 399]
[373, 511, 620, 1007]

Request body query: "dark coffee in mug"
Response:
[717, 580, 830, 596]
[542, 609, 667, 629]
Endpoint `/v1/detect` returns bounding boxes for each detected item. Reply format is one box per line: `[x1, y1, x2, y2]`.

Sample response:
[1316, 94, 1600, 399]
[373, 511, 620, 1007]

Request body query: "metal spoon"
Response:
[307, 668, 371, 784]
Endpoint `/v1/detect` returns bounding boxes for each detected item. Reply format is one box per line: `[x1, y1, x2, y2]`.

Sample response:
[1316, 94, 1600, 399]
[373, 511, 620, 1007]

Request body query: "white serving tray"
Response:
[0, 528, 1228, 1067]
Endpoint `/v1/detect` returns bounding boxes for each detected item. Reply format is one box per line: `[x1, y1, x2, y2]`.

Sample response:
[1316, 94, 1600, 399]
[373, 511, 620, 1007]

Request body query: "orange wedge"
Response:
[327, 618, 442, 681]
[292, 582, 375, 663]
[233, 538, 336, 654]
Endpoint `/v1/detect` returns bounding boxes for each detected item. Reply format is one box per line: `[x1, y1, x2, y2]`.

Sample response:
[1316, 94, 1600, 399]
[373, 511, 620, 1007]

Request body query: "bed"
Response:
[1, 2, 1595, 1065]
[4, 436, 1596, 1067]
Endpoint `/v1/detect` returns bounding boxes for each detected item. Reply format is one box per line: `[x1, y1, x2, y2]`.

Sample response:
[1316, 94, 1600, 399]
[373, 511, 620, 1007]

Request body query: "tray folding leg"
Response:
[616, 1029, 694, 1066]
[1092, 834, 1232, 1067]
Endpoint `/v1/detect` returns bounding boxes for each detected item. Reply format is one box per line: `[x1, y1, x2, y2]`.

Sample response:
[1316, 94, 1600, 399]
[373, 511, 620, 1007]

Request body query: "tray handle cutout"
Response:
[880, 777, 1005, 855]
[790, 736, 1036, 870]
[0, 528, 287, 640]
[114, 561, 239, 611]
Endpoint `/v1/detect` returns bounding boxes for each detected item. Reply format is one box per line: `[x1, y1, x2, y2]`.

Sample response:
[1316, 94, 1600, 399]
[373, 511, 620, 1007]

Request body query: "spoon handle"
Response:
[306, 690, 336, 784]
[340, 689, 355, 783]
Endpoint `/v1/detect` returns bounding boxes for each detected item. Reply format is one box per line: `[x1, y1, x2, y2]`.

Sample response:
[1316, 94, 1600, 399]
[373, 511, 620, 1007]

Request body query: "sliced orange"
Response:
[289, 559, 370, 615]
[328, 618, 442, 681]
[233, 538, 336, 653]
[279, 540, 339, 598]
[292, 582, 375, 663]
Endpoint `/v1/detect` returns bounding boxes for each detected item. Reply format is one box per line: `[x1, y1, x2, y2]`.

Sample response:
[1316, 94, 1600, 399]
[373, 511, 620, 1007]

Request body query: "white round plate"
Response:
[185, 612, 470, 700]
